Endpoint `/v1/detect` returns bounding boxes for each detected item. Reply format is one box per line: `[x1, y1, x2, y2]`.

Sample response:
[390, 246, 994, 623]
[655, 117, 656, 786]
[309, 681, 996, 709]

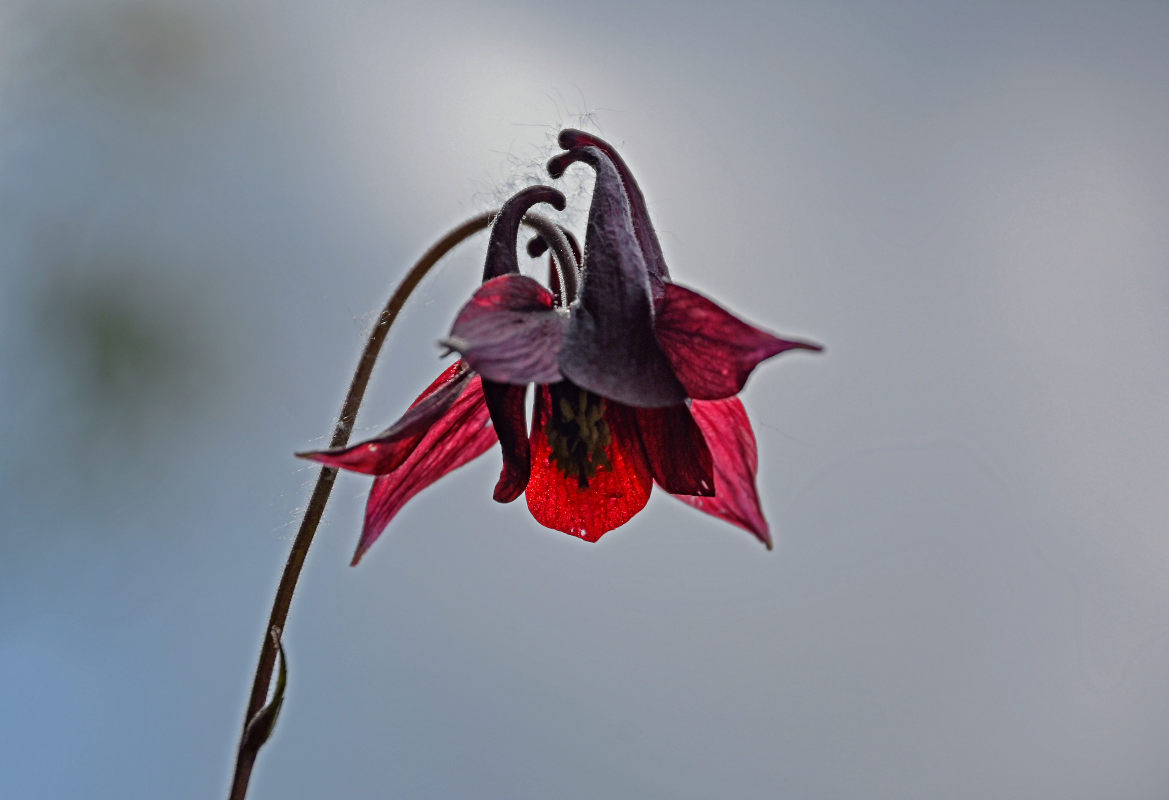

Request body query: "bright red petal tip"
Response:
[352, 375, 496, 564]
[671, 397, 772, 548]
[297, 361, 475, 475]
[525, 386, 653, 542]
[655, 282, 823, 401]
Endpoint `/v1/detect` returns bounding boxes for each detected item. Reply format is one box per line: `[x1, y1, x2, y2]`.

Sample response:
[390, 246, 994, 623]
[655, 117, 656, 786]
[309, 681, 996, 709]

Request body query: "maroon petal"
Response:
[445, 273, 568, 385]
[526, 385, 653, 542]
[633, 404, 714, 496]
[671, 398, 771, 549]
[654, 282, 823, 400]
[553, 129, 669, 301]
[550, 146, 687, 408]
[482, 380, 529, 502]
[353, 374, 497, 564]
[297, 361, 476, 475]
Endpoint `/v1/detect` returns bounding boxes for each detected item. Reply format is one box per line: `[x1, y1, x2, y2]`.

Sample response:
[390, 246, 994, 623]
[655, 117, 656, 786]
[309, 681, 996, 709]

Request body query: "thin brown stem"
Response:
[227, 209, 570, 800]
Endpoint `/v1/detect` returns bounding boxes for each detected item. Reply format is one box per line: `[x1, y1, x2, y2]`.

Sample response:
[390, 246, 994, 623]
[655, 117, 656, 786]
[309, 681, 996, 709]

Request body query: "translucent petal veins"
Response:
[654, 282, 824, 400]
[297, 361, 475, 475]
[672, 397, 772, 549]
[354, 375, 496, 564]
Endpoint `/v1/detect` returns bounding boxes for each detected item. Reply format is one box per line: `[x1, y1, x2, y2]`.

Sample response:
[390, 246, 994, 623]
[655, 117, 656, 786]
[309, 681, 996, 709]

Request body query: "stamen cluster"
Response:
[545, 385, 611, 489]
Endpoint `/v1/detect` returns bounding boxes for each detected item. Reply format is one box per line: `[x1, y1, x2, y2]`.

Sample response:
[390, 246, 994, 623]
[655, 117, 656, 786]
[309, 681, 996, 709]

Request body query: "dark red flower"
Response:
[300, 133, 820, 564]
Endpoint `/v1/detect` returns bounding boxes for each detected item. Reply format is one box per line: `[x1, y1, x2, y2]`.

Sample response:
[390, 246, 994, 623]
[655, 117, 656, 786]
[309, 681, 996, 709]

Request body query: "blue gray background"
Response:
[3, 1, 1168, 798]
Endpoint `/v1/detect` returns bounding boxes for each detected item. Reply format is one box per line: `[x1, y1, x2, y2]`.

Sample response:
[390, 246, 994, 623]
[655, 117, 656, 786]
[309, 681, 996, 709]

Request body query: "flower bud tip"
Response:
[546, 153, 571, 179]
[557, 128, 591, 150]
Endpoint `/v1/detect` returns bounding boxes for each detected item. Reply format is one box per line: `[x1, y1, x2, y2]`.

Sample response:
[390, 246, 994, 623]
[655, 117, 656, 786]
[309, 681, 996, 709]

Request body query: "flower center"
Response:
[545, 384, 612, 489]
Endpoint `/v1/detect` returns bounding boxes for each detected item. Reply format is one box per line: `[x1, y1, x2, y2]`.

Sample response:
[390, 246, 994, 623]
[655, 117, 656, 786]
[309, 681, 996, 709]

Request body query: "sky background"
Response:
[2, 1, 1169, 798]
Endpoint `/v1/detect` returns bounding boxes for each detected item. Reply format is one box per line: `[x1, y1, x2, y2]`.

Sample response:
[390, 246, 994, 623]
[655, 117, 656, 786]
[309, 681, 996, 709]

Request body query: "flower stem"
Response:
[227, 210, 571, 800]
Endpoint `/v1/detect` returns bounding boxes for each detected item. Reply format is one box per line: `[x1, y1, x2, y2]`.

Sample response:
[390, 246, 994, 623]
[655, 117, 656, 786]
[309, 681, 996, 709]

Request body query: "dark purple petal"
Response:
[353, 375, 497, 564]
[526, 385, 653, 541]
[552, 129, 669, 301]
[483, 186, 566, 281]
[445, 274, 568, 385]
[671, 398, 771, 549]
[551, 146, 687, 408]
[654, 282, 824, 400]
[482, 380, 529, 502]
[297, 361, 475, 475]
[633, 404, 714, 496]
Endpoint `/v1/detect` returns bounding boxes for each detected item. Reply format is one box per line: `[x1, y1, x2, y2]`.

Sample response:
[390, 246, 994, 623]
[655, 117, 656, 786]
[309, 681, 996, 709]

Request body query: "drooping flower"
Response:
[299, 133, 820, 563]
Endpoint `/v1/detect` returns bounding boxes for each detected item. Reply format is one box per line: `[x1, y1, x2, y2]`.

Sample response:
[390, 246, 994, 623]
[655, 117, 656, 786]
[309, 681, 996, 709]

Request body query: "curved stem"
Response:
[228, 210, 566, 800]
[522, 215, 579, 302]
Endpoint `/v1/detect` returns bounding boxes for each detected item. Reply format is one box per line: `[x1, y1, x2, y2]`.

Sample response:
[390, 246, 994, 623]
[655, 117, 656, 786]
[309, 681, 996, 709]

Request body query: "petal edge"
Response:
[526, 385, 653, 542]
[297, 361, 475, 475]
[353, 375, 497, 564]
[671, 397, 772, 548]
[655, 282, 822, 400]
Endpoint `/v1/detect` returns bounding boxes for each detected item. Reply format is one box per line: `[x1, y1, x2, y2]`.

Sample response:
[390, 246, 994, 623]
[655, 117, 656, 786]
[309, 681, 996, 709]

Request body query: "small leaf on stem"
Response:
[241, 628, 287, 753]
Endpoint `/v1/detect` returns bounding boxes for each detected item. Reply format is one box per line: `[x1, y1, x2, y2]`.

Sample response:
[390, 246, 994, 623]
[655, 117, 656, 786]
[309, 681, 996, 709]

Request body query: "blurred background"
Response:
[2, 1, 1168, 798]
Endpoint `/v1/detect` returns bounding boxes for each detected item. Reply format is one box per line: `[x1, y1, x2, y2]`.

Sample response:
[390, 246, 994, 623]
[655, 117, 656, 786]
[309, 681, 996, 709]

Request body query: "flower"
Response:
[299, 133, 820, 564]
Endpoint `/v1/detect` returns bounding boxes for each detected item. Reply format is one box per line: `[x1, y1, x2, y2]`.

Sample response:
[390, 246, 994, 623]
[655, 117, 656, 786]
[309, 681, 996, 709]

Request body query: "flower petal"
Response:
[671, 397, 772, 548]
[526, 384, 653, 542]
[353, 374, 497, 564]
[553, 129, 669, 301]
[551, 146, 687, 408]
[633, 404, 714, 496]
[297, 360, 475, 475]
[482, 380, 529, 503]
[444, 273, 568, 385]
[654, 282, 823, 400]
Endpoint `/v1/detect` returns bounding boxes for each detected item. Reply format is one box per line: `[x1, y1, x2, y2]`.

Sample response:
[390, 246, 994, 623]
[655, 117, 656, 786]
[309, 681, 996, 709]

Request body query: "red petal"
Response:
[654, 283, 823, 400]
[525, 386, 653, 542]
[482, 380, 530, 502]
[445, 274, 567, 385]
[633, 404, 714, 496]
[297, 361, 475, 475]
[353, 375, 497, 564]
[671, 398, 772, 548]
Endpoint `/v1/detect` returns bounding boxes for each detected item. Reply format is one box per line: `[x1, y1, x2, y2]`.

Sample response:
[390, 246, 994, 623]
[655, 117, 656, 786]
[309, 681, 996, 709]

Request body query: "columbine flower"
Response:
[300, 132, 820, 563]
